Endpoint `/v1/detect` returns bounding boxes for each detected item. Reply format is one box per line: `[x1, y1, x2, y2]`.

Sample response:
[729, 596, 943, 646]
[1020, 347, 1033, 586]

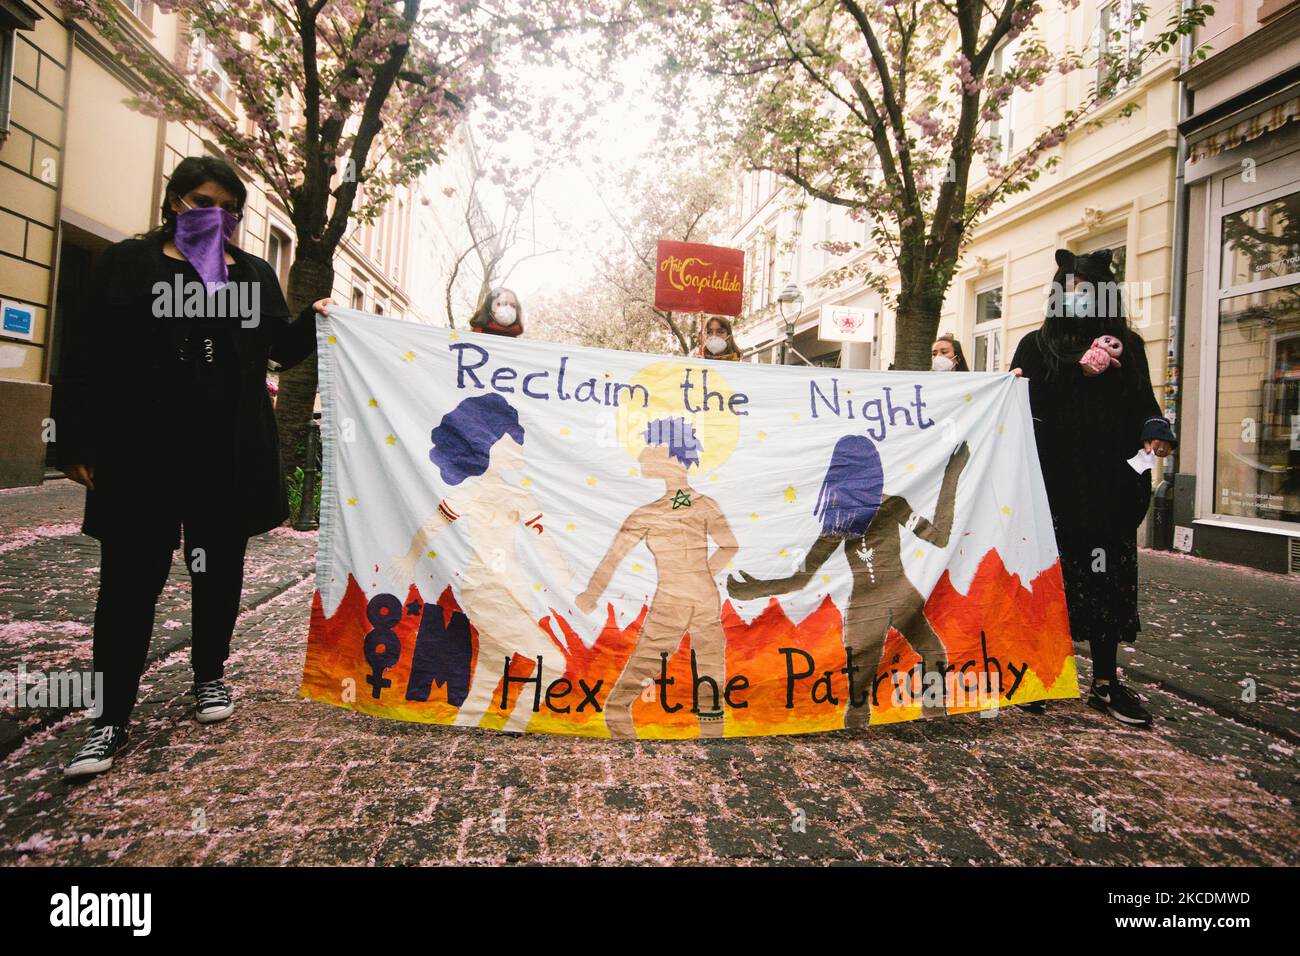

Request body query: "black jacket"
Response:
[1011, 327, 1177, 544]
[51, 234, 318, 544]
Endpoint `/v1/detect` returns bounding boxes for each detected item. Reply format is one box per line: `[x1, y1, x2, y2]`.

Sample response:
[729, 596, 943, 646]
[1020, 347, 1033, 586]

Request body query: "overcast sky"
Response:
[471, 50, 699, 303]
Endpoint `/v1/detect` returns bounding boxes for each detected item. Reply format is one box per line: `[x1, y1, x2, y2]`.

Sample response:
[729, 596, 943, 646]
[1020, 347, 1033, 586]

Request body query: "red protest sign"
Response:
[654, 240, 745, 317]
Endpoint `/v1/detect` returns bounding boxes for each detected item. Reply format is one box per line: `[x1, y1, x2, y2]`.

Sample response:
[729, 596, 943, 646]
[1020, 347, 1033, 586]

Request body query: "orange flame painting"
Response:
[301, 548, 1077, 738]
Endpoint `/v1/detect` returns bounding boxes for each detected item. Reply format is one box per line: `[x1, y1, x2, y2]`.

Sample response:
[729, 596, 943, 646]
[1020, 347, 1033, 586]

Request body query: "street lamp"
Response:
[777, 283, 804, 365]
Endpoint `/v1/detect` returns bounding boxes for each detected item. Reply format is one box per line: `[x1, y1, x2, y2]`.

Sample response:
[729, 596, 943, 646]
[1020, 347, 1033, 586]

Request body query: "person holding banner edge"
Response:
[1009, 248, 1175, 728]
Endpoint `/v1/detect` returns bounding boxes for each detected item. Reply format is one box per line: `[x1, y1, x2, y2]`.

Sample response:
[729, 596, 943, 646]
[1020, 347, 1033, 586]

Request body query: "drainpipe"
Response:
[1153, 0, 1194, 550]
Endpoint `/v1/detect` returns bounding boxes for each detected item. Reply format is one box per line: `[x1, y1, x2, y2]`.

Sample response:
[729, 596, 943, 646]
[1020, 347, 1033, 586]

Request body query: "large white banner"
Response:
[302, 310, 1077, 738]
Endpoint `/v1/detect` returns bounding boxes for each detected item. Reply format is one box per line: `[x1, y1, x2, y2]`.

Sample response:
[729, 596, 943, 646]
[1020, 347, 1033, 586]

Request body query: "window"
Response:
[764, 234, 777, 308]
[1220, 192, 1300, 289]
[988, 40, 1017, 160]
[1212, 186, 1300, 525]
[122, 0, 154, 28]
[0, 0, 39, 143]
[0, 26, 15, 143]
[190, 29, 233, 105]
[267, 227, 291, 292]
[746, 244, 757, 307]
[973, 285, 1003, 372]
[1096, 0, 1143, 97]
[351, 287, 365, 311]
[1213, 288, 1300, 522]
[822, 207, 834, 272]
[391, 200, 404, 280]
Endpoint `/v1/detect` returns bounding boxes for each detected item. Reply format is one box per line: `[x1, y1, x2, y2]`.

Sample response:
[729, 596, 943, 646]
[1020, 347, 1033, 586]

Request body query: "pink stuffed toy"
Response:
[1079, 334, 1123, 376]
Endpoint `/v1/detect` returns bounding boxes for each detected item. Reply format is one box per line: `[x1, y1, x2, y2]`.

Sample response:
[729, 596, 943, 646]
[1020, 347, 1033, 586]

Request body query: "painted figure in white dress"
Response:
[396, 393, 572, 731]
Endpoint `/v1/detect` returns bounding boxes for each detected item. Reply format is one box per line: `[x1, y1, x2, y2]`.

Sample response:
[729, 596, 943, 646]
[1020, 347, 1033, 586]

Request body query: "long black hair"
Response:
[1041, 248, 1137, 381]
[147, 155, 247, 241]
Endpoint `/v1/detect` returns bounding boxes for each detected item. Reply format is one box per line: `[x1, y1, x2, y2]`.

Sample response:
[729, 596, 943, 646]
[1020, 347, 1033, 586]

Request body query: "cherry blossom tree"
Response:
[56, 0, 642, 472]
[651, 0, 1213, 368]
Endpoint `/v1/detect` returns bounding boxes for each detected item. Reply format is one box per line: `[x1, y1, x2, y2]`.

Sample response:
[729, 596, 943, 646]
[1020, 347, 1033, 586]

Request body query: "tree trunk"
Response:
[275, 252, 335, 477]
[892, 292, 943, 371]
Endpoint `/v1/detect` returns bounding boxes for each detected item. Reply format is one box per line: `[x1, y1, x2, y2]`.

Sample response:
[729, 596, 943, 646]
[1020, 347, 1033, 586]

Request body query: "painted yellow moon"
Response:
[616, 361, 741, 475]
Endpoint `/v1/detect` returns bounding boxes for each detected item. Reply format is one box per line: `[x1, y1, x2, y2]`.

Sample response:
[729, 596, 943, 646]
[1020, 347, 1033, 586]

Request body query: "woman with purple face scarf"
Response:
[51, 156, 324, 779]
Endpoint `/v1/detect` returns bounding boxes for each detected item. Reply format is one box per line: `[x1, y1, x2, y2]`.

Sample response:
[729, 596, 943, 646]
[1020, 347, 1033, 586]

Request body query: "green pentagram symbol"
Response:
[670, 488, 692, 509]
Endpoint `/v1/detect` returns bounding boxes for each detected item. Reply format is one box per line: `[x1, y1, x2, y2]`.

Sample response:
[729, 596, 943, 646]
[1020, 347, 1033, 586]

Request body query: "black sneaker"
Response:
[1088, 680, 1152, 727]
[63, 724, 129, 779]
[194, 679, 235, 724]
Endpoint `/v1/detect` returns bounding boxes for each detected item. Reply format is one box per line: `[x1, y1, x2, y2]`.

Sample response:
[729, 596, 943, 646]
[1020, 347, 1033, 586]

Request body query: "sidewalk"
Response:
[1132, 550, 1300, 745]
[0, 480, 1295, 865]
[0, 481, 317, 758]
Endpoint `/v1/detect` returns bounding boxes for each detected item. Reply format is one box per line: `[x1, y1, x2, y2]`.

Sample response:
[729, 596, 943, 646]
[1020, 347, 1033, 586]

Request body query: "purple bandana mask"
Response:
[174, 203, 238, 293]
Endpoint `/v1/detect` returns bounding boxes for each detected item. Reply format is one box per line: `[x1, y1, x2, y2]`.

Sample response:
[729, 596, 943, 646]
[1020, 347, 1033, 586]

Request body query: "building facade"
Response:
[727, 8, 1181, 374]
[727, 171, 884, 370]
[1171, 0, 1300, 573]
[0, 0, 484, 488]
[726, 0, 1185, 543]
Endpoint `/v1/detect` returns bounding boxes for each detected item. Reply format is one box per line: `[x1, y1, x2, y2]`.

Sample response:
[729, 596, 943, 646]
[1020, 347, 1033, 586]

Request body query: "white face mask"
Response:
[931, 354, 955, 372]
[704, 335, 728, 355]
[492, 303, 517, 326]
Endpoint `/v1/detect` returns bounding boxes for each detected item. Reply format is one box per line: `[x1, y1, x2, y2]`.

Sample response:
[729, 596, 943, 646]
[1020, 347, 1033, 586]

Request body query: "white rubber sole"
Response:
[1088, 696, 1152, 726]
[1106, 705, 1153, 726]
[63, 754, 115, 779]
[196, 703, 235, 724]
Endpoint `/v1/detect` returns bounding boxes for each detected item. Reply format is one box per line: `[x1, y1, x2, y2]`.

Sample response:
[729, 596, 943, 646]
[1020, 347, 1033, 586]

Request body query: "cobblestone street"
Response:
[1, 480, 1295, 865]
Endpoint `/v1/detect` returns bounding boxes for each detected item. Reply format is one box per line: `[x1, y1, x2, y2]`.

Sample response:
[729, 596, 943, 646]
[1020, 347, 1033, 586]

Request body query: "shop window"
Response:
[1220, 191, 1300, 290]
[1214, 286, 1300, 522]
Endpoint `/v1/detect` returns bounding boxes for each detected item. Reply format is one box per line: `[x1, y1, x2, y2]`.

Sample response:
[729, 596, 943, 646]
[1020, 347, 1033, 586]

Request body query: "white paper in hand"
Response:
[1127, 448, 1156, 474]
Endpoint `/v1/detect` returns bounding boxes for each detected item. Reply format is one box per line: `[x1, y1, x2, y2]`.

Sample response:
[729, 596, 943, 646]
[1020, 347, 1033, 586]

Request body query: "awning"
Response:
[1188, 91, 1300, 163]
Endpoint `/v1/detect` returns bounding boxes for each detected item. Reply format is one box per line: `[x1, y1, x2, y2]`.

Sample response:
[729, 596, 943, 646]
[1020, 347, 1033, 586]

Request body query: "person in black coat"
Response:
[1010, 248, 1175, 727]
[52, 156, 331, 777]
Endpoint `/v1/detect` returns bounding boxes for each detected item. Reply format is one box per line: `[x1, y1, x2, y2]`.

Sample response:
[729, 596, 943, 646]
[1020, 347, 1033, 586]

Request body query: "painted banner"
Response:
[302, 309, 1079, 739]
[654, 240, 745, 316]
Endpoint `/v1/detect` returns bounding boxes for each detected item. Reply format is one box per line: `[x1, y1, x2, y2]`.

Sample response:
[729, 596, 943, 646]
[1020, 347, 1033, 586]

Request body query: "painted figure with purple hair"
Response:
[728, 437, 970, 727]
[395, 392, 573, 732]
[576, 417, 739, 738]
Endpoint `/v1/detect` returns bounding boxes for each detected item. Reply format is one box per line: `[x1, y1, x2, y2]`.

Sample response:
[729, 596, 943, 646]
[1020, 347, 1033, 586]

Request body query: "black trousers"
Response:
[92, 521, 248, 728]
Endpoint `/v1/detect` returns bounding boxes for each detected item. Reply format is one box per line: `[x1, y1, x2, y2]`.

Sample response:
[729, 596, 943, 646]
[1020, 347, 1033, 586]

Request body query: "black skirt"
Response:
[1056, 521, 1140, 645]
